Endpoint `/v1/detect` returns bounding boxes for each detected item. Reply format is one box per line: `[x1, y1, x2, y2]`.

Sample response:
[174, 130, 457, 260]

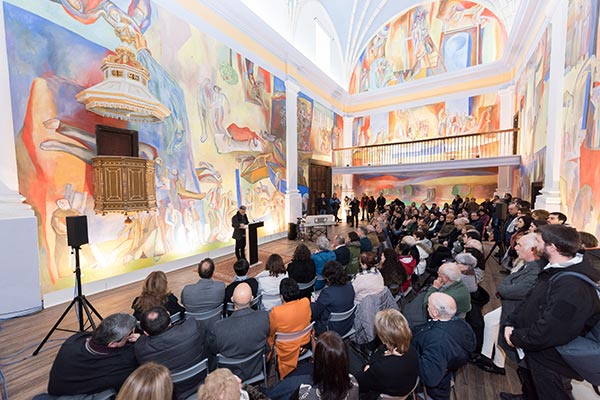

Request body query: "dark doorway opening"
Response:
[308, 161, 332, 215]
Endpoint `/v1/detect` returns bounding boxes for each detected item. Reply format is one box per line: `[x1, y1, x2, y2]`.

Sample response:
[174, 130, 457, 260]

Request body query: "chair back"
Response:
[250, 294, 263, 309]
[217, 348, 267, 385]
[185, 306, 222, 321]
[273, 322, 315, 380]
[170, 312, 182, 324]
[297, 277, 316, 291]
[171, 357, 209, 383]
[326, 304, 357, 339]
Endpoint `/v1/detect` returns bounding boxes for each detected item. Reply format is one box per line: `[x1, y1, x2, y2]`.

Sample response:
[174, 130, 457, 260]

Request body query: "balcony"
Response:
[332, 129, 521, 174]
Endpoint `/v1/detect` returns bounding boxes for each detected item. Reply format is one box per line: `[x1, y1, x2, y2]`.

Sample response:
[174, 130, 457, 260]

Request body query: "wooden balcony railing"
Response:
[332, 128, 519, 168]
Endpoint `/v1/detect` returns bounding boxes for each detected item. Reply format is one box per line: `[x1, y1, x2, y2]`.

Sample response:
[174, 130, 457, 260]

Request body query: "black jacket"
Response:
[507, 256, 600, 378]
[231, 212, 249, 240]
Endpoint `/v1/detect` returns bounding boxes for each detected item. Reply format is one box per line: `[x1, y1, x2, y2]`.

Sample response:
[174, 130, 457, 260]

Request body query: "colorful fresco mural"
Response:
[349, 1, 508, 94]
[5, 0, 287, 294]
[352, 94, 500, 146]
[514, 26, 551, 202]
[353, 168, 498, 206]
[560, 0, 600, 236]
[297, 92, 342, 204]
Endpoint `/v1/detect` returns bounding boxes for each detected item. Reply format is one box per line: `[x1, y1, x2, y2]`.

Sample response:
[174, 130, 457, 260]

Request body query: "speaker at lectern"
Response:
[246, 221, 264, 267]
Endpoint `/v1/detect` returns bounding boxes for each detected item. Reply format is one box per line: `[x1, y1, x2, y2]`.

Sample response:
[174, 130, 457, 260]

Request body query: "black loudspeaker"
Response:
[495, 202, 507, 220]
[288, 222, 298, 240]
[66, 215, 89, 247]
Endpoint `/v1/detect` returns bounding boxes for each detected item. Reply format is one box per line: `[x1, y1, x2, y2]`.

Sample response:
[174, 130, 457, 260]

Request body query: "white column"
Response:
[284, 78, 302, 223]
[495, 166, 513, 197]
[535, 0, 567, 211]
[340, 116, 354, 219]
[0, 0, 42, 317]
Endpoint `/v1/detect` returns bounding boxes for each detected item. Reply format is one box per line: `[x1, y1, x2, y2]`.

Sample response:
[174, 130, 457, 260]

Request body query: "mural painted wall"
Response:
[5, 0, 287, 294]
[352, 93, 500, 146]
[514, 26, 551, 202]
[297, 92, 342, 211]
[353, 168, 498, 206]
[560, 0, 600, 235]
[349, 1, 507, 94]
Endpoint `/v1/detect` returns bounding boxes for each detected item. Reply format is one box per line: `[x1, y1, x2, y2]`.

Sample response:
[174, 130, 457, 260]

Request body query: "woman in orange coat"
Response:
[268, 278, 313, 379]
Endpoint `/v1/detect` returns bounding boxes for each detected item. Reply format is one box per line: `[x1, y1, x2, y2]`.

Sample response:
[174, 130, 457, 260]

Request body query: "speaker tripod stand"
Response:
[33, 245, 103, 356]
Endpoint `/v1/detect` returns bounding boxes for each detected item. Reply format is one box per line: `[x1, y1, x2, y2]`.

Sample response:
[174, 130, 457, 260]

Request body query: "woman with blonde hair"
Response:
[196, 368, 246, 400]
[116, 362, 173, 400]
[131, 270, 185, 320]
[355, 309, 419, 399]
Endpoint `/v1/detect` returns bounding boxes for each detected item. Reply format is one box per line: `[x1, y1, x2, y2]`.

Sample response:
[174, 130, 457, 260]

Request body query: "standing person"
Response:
[367, 196, 377, 221]
[376, 191, 386, 213]
[502, 225, 600, 400]
[361, 193, 369, 221]
[316, 192, 329, 215]
[231, 205, 249, 260]
[349, 196, 360, 227]
[330, 192, 342, 223]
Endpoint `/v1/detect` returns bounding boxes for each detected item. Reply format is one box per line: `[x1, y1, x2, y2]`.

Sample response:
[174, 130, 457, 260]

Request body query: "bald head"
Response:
[428, 292, 457, 321]
[232, 283, 253, 310]
[438, 262, 461, 283]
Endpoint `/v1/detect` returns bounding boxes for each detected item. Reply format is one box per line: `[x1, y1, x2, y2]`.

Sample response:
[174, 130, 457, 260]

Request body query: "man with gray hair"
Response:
[311, 235, 336, 290]
[357, 226, 373, 253]
[333, 234, 350, 267]
[412, 293, 476, 399]
[48, 313, 139, 395]
[425, 262, 471, 316]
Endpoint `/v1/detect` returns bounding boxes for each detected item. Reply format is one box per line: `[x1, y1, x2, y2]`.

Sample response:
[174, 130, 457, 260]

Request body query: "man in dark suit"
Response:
[48, 313, 139, 396]
[232, 205, 249, 260]
[224, 258, 259, 309]
[333, 234, 350, 267]
[135, 306, 207, 399]
[208, 283, 269, 381]
[181, 258, 225, 313]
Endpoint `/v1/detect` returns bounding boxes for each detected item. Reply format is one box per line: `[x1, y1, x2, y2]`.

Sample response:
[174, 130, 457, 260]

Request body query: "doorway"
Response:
[308, 161, 332, 215]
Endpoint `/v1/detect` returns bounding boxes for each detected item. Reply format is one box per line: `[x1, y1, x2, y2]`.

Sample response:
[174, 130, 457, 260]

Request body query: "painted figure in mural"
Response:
[410, 8, 441, 79]
[213, 85, 231, 140]
[198, 78, 214, 143]
[231, 205, 249, 260]
[50, 198, 81, 280]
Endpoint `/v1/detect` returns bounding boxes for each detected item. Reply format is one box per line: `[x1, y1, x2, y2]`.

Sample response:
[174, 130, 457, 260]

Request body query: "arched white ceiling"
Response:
[241, 0, 523, 87]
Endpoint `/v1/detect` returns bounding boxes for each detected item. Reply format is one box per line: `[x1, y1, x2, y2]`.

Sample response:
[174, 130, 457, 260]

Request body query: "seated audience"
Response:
[223, 258, 258, 310]
[135, 306, 207, 399]
[472, 233, 543, 376]
[357, 226, 373, 252]
[502, 225, 600, 400]
[311, 235, 336, 291]
[346, 231, 362, 275]
[209, 283, 269, 382]
[547, 211, 567, 225]
[353, 252, 385, 304]
[425, 262, 471, 316]
[196, 368, 247, 400]
[297, 331, 359, 399]
[378, 248, 407, 296]
[181, 258, 225, 313]
[355, 309, 419, 399]
[333, 234, 351, 267]
[132, 271, 185, 321]
[311, 261, 355, 335]
[256, 253, 288, 311]
[412, 293, 476, 400]
[287, 243, 317, 299]
[48, 313, 139, 395]
[269, 278, 312, 379]
[116, 362, 172, 400]
[454, 252, 480, 293]
[366, 225, 381, 250]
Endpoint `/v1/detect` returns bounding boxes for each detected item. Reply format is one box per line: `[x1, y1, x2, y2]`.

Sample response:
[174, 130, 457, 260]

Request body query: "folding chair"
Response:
[217, 347, 268, 385]
[273, 322, 315, 380]
[326, 304, 357, 340]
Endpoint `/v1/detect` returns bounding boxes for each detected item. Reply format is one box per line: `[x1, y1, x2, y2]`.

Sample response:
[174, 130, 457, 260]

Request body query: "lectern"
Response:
[246, 221, 264, 267]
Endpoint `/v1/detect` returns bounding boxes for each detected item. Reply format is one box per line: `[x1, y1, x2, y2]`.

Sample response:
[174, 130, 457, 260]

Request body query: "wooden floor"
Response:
[0, 223, 520, 400]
